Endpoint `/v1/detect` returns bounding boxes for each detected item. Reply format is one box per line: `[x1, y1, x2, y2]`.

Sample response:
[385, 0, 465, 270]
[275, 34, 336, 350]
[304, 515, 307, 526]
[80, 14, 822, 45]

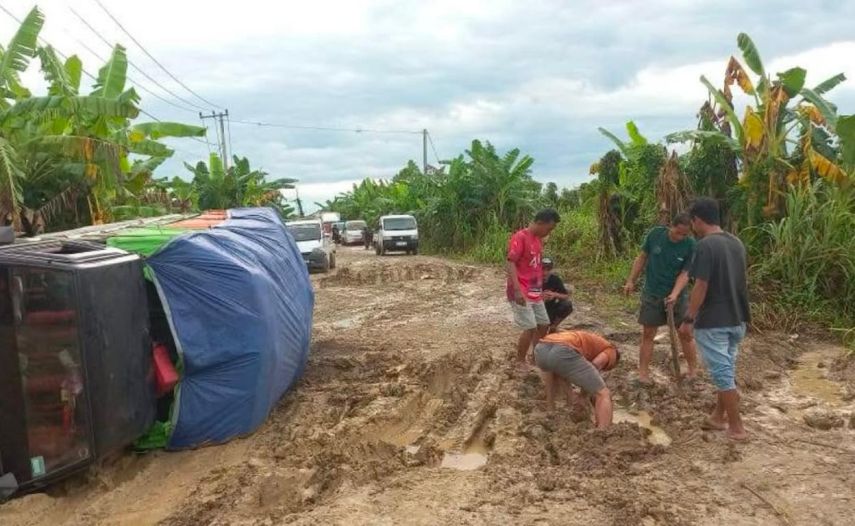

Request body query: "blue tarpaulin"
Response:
[146, 208, 314, 448]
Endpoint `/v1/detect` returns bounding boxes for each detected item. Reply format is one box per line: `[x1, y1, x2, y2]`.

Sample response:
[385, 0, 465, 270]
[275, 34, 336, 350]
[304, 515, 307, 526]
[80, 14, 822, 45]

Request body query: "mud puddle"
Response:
[613, 409, 672, 446]
[440, 452, 488, 470]
[791, 348, 844, 406]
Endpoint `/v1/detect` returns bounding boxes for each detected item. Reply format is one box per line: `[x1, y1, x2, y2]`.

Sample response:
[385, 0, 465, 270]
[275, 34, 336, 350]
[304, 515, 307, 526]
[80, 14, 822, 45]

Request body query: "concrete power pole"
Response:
[200, 110, 230, 172]
[295, 187, 305, 217]
[422, 128, 428, 175]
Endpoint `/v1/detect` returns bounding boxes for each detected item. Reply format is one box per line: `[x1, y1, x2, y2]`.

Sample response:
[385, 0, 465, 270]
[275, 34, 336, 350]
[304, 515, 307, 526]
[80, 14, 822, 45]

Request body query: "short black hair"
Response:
[542, 257, 554, 268]
[689, 198, 720, 226]
[534, 208, 561, 224]
[672, 212, 691, 227]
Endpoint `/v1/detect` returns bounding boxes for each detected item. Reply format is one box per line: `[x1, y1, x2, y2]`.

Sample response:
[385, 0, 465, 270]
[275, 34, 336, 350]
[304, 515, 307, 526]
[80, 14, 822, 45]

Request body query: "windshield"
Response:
[383, 217, 416, 231]
[346, 221, 367, 230]
[287, 223, 322, 242]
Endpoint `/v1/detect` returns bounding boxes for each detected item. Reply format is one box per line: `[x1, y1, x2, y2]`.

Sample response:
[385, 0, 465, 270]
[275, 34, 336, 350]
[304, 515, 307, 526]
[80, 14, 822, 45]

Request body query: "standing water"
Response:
[613, 409, 672, 446]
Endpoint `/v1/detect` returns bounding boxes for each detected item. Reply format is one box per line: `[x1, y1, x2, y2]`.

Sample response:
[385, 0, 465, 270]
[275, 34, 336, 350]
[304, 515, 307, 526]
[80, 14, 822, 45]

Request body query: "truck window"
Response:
[382, 217, 416, 231]
[287, 223, 322, 241]
[2, 267, 91, 479]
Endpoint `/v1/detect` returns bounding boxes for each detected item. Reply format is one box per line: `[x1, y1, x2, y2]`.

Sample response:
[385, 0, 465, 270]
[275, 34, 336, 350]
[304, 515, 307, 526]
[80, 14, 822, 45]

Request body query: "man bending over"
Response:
[533, 330, 619, 428]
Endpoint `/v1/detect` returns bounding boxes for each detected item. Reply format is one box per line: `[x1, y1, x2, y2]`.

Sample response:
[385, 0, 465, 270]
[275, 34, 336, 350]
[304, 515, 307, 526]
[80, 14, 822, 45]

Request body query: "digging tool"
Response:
[665, 303, 683, 388]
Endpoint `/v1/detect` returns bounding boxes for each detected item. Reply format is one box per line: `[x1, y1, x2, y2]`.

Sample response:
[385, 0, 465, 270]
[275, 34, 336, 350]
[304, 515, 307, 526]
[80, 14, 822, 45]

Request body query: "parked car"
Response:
[286, 219, 336, 271]
[320, 212, 341, 237]
[342, 220, 367, 245]
[374, 215, 418, 255]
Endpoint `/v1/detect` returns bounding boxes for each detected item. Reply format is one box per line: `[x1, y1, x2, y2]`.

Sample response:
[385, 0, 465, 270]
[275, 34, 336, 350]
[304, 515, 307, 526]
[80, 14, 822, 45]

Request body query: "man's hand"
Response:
[622, 281, 635, 296]
[664, 292, 679, 307]
[542, 290, 556, 300]
[514, 289, 527, 306]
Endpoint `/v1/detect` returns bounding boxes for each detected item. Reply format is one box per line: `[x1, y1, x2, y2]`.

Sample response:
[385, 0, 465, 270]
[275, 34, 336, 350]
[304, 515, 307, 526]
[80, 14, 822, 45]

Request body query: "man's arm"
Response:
[545, 276, 570, 300]
[680, 278, 708, 335]
[623, 252, 647, 295]
[506, 260, 526, 305]
[665, 270, 690, 306]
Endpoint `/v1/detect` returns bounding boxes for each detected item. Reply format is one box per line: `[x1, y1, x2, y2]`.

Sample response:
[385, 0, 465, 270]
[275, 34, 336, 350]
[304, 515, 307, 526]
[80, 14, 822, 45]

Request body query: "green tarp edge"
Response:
[106, 227, 190, 257]
[111, 228, 189, 450]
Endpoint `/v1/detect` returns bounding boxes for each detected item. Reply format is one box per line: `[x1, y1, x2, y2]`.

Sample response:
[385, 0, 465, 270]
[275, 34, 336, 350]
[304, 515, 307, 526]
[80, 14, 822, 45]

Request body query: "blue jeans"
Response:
[694, 324, 746, 391]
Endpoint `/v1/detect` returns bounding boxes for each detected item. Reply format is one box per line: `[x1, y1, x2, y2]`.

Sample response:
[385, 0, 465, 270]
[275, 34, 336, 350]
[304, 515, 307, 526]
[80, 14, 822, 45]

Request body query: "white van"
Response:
[342, 220, 367, 245]
[374, 214, 418, 255]
[286, 219, 336, 271]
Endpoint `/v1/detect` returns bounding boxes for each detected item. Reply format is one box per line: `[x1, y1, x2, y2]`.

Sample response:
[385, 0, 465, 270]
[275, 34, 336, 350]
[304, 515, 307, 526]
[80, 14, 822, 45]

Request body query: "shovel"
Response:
[665, 303, 683, 388]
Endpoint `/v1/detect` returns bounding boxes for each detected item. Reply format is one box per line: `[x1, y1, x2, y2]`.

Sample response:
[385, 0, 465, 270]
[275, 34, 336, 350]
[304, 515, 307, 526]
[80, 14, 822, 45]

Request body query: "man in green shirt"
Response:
[623, 213, 699, 384]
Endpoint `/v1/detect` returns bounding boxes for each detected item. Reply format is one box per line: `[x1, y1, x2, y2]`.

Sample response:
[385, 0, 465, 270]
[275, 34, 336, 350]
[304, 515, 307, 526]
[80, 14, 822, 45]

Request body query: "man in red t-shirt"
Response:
[507, 209, 561, 370]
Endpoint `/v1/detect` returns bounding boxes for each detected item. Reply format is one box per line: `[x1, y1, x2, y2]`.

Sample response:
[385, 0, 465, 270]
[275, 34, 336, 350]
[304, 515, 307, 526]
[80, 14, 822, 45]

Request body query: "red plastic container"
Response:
[152, 344, 178, 397]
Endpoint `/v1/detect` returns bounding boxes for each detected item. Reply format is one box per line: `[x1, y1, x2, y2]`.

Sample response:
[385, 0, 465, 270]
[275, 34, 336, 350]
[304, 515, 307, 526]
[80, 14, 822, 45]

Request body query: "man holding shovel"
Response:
[680, 198, 751, 441]
[624, 213, 699, 385]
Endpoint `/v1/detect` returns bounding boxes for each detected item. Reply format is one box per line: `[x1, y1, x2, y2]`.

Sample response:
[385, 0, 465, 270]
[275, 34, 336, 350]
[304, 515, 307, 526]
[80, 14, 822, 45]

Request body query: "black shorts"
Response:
[546, 299, 573, 324]
[638, 293, 686, 327]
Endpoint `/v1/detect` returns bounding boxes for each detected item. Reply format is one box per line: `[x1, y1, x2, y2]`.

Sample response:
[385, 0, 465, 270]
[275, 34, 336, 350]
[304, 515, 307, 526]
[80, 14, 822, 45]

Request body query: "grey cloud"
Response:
[143, 0, 855, 203]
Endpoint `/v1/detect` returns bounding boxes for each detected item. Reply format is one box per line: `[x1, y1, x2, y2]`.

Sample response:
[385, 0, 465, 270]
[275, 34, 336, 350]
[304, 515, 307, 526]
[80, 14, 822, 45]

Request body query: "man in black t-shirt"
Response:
[541, 257, 573, 333]
[679, 198, 751, 442]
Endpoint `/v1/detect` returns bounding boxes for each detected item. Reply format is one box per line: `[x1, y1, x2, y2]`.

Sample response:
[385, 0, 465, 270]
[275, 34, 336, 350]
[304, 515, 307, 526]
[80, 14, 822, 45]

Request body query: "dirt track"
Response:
[2, 247, 854, 525]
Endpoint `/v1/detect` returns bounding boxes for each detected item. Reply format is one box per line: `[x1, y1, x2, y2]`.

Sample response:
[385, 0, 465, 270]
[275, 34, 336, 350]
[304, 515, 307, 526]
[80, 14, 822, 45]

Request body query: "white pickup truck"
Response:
[286, 219, 336, 271]
[374, 214, 418, 255]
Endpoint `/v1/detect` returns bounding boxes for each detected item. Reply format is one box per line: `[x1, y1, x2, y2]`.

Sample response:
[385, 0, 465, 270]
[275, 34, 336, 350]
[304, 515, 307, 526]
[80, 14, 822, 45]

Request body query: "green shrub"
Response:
[748, 181, 855, 326]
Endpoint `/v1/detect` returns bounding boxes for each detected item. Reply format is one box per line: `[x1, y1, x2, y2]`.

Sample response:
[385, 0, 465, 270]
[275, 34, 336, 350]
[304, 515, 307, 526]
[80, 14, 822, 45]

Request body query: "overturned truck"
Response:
[0, 208, 313, 497]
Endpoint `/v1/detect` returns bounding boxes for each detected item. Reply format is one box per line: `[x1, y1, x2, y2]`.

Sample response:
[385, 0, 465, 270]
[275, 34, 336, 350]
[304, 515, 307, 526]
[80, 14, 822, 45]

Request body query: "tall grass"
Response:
[748, 181, 855, 329]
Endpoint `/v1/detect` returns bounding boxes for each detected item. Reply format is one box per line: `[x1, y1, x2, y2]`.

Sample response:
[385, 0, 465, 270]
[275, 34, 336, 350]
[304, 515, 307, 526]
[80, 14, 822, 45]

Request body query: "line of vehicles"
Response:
[285, 212, 419, 273]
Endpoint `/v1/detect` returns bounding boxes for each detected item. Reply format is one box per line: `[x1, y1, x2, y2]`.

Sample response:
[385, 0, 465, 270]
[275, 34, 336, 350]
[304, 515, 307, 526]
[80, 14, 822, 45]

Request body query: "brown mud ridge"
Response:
[319, 259, 481, 287]
[1, 248, 853, 525]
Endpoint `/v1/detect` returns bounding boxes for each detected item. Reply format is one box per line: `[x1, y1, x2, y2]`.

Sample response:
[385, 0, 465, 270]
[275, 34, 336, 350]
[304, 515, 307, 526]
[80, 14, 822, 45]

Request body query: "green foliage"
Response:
[327, 140, 542, 254]
[750, 181, 855, 324]
[184, 153, 296, 218]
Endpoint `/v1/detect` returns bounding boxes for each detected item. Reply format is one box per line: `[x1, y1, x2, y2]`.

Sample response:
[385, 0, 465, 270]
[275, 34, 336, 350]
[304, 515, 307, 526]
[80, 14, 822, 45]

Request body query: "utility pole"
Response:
[294, 187, 305, 217]
[422, 128, 428, 175]
[199, 110, 230, 172]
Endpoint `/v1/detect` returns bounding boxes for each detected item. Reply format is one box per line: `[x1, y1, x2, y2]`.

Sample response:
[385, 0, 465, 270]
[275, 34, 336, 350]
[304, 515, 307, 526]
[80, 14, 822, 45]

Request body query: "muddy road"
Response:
[2, 247, 854, 525]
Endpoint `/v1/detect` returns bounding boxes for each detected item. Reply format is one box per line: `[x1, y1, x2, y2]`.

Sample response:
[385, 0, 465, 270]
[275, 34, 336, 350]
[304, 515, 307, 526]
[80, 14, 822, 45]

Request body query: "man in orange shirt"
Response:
[533, 330, 619, 428]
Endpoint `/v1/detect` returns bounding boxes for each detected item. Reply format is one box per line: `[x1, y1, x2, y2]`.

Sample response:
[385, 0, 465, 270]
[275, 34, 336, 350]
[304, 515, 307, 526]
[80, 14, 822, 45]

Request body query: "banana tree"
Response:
[666, 32, 849, 221]
[185, 153, 295, 214]
[1, 7, 206, 231]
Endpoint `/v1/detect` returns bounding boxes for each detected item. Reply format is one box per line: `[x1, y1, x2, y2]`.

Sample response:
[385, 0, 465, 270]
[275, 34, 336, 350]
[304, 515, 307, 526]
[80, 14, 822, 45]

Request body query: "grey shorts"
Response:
[510, 300, 549, 330]
[534, 342, 605, 395]
[638, 292, 687, 327]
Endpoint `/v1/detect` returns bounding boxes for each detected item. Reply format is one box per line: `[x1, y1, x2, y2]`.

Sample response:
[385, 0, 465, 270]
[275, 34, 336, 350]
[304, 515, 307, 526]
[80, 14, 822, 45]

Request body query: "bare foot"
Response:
[701, 418, 727, 431]
[727, 429, 749, 442]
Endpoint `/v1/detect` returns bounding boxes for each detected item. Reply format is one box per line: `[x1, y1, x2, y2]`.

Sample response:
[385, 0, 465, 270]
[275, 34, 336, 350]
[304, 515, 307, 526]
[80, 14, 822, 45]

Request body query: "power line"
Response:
[68, 6, 207, 113]
[426, 130, 442, 165]
[0, 4, 214, 151]
[226, 111, 235, 159]
[62, 27, 205, 117]
[229, 118, 422, 135]
[91, 0, 222, 109]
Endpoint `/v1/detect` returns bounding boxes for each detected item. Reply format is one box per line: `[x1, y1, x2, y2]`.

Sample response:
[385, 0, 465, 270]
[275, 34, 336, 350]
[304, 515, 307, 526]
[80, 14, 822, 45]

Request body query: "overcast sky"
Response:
[3, 0, 855, 211]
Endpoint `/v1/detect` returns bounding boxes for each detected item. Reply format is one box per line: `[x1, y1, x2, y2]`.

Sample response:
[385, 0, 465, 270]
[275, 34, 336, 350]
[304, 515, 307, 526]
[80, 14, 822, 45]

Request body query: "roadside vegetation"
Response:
[324, 33, 855, 344]
[0, 7, 289, 234]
